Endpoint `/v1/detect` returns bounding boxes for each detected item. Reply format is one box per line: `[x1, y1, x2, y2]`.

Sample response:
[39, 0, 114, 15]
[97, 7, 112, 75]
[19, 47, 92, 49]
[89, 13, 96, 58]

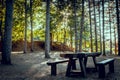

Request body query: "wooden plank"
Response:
[47, 59, 69, 65]
[97, 58, 114, 65]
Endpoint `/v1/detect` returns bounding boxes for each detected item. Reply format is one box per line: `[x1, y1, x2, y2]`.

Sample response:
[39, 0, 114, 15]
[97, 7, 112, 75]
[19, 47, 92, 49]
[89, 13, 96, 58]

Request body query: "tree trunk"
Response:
[88, 0, 93, 52]
[30, 0, 34, 52]
[24, 0, 27, 53]
[50, 33, 52, 50]
[1, 0, 13, 64]
[98, 0, 102, 53]
[116, 0, 120, 56]
[0, 0, 3, 38]
[108, 1, 112, 54]
[73, 0, 78, 53]
[93, 0, 98, 52]
[45, 0, 50, 58]
[79, 0, 84, 52]
[63, 28, 66, 45]
[70, 26, 73, 48]
[114, 25, 117, 55]
[102, 0, 106, 55]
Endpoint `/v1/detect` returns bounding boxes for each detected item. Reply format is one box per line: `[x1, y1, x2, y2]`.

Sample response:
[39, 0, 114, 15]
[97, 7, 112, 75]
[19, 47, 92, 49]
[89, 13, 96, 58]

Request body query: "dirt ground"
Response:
[0, 51, 120, 80]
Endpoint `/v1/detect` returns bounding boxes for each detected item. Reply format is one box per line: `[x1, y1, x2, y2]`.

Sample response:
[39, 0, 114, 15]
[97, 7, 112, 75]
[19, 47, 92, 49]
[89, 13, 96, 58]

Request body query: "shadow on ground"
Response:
[0, 52, 120, 80]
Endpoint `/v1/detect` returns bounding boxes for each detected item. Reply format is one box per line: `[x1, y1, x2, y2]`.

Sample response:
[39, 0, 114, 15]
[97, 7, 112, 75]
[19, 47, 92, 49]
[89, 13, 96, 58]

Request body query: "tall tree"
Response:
[79, 0, 84, 52]
[1, 0, 13, 64]
[93, 0, 98, 52]
[45, 0, 50, 58]
[88, 0, 93, 52]
[0, 0, 3, 39]
[102, 0, 105, 55]
[113, 23, 117, 55]
[116, 0, 120, 56]
[73, 0, 78, 52]
[98, 0, 102, 53]
[108, 1, 112, 54]
[30, 0, 34, 52]
[24, 0, 27, 53]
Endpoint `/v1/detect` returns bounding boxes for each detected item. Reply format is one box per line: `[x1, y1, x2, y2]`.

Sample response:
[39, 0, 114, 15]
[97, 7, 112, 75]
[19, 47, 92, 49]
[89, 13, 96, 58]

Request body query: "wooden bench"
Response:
[47, 58, 77, 76]
[97, 58, 115, 78]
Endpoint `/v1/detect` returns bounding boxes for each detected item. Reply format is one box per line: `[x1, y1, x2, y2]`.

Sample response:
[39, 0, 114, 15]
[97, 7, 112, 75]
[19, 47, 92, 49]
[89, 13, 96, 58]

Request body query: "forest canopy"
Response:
[0, 0, 119, 55]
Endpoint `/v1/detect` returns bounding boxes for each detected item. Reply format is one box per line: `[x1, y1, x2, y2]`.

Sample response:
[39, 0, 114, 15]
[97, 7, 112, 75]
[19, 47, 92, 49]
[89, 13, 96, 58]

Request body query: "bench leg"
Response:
[109, 61, 114, 73]
[51, 64, 57, 76]
[98, 65, 105, 78]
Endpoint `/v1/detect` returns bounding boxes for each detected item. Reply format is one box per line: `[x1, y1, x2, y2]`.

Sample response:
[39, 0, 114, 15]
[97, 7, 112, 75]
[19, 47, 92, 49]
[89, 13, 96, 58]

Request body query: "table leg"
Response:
[84, 57, 88, 69]
[93, 57, 97, 71]
[79, 58, 87, 77]
[71, 58, 76, 70]
[65, 58, 72, 77]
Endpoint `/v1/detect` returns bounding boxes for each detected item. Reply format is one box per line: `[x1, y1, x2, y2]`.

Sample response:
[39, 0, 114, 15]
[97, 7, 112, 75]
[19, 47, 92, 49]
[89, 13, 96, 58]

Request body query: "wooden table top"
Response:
[60, 52, 101, 58]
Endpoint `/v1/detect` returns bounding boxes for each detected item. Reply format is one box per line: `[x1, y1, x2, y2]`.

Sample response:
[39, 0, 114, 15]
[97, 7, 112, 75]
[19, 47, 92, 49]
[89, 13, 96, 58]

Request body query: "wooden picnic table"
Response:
[60, 52, 101, 77]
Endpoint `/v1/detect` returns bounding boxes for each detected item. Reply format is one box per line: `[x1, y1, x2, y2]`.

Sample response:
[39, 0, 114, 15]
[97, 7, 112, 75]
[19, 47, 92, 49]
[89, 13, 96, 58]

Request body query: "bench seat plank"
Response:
[97, 58, 114, 65]
[47, 59, 69, 65]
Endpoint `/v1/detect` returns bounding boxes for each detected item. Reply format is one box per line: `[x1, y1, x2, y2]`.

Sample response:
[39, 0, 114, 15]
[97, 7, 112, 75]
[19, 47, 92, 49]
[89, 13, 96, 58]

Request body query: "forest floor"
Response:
[0, 51, 120, 80]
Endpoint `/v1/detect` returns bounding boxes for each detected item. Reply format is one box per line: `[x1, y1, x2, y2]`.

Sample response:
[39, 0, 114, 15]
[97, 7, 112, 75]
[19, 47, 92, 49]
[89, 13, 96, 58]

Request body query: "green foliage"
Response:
[10, 0, 91, 50]
[12, 0, 46, 41]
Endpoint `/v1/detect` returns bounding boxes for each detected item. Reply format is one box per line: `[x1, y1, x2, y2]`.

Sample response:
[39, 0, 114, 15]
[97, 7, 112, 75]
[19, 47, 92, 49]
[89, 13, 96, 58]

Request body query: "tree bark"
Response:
[102, 0, 106, 55]
[98, 0, 102, 53]
[108, 1, 112, 54]
[1, 0, 13, 64]
[45, 0, 50, 58]
[0, 0, 3, 38]
[116, 0, 120, 56]
[73, 0, 78, 53]
[30, 0, 34, 52]
[24, 0, 27, 53]
[93, 0, 98, 52]
[79, 0, 84, 52]
[88, 0, 93, 52]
